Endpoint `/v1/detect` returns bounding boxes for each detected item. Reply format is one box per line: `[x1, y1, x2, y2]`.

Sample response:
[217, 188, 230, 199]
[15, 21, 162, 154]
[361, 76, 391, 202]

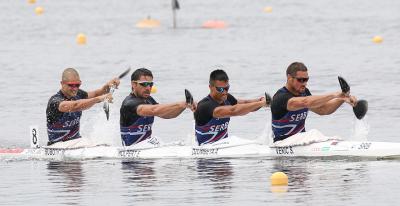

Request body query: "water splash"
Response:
[82, 106, 121, 146]
[350, 116, 370, 141]
[185, 120, 197, 146]
[255, 108, 273, 145]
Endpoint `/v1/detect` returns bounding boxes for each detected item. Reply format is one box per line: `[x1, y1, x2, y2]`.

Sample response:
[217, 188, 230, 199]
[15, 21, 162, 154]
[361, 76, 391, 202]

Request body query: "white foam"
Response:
[270, 129, 342, 147]
[350, 116, 370, 141]
[83, 106, 121, 146]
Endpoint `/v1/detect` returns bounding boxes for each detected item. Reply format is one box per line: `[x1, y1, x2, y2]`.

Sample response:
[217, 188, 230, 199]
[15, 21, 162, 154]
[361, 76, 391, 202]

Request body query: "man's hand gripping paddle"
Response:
[103, 68, 131, 120]
[338, 76, 368, 120]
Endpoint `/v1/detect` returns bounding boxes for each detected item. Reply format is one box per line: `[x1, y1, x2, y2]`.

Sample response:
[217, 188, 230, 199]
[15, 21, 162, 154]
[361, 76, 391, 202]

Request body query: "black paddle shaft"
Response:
[118, 68, 131, 79]
[103, 67, 132, 120]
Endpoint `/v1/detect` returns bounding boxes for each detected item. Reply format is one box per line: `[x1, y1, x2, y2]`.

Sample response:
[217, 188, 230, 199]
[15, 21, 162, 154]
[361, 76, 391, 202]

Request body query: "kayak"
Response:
[2, 139, 400, 160]
[0, 135, 269, 160]
[1, 127, 400, 160]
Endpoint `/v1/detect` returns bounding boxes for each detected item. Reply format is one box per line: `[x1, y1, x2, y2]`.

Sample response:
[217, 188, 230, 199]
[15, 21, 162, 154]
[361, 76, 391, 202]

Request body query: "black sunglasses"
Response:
[67, 83, 81, 88]
[215, 85, 230, 93]
[293, 77, 309, 83]
[134, 81, 154, 87]
[63, 81, 81, 88]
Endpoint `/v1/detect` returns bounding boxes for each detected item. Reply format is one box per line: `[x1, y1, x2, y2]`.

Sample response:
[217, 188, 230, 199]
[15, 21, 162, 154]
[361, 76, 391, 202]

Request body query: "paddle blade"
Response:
[265, 92, 272, 106]
[338, 76, 350, 93]
[118, 68, 131, 79]
[353, 100, 368, 120]
[172, 0, 180, 10]
[103, 101, 110, 120]
[185, 89, 193, 105]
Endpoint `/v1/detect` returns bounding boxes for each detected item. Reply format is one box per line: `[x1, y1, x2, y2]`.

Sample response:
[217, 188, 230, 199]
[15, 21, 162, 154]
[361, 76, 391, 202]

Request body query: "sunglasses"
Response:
[63, 81, 81, 88]
[214, 85, 230, 93]
[293, 77, 309, 83]
[134, 81, 154, 87]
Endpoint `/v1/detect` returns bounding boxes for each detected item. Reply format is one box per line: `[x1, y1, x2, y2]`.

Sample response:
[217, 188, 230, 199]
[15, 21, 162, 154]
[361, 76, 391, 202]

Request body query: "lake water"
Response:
[1, 0, 400, 205]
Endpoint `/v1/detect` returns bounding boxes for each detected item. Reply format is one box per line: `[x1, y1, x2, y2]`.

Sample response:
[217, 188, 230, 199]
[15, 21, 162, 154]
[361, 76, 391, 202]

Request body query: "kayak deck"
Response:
[1, 139, 400, 160]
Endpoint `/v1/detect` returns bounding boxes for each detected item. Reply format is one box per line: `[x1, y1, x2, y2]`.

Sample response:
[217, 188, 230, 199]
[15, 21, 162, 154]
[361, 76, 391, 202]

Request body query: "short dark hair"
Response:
[131, 68, 153, 81]
[209, 69, 229, 85]
[286, 62, 308, 77]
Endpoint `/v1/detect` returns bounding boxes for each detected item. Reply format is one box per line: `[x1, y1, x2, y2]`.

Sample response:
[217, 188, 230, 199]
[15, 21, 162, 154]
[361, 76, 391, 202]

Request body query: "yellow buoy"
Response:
[76, 33, 87, 45]
[136, 17, 161, 28]
[35, 6, 44, 15]
[372, 35, 383, 43]
[151, 85, 157, 94]
[28, 0, 36, 4]
[270, 172, 288, 186]
[264, 6, 273, 13]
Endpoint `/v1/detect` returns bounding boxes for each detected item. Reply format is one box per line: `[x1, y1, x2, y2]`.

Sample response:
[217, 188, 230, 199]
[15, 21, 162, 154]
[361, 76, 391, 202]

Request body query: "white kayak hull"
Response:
[270, 140, 400, 159]
[1, 139, 400, 160]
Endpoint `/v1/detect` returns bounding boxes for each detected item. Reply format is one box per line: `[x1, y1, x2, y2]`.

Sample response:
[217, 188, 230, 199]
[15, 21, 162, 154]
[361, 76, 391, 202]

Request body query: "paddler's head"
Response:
[209, 69, 230, 103]
[286, 62, 309, 95]
[61, 68, 81, 98]
[131, 68, 154, 99]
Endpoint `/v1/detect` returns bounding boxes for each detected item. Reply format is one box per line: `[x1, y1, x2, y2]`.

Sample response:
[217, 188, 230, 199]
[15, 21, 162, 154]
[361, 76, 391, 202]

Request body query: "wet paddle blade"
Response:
[184, 89, 193, 105]
[102, 68, 130, 121]
[103, 101, 110, 120]
[353, 99, 368, 120]
[265, 92, 272, 106]
[118, 68, 131, 79]
[338, 76, 350, 93]
[172, 0, 180, 10]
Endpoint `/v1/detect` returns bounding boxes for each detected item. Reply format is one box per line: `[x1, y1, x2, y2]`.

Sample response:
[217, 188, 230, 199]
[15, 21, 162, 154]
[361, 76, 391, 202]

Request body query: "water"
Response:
[2, 158, 400, 205]
[1, 0, 400, 205]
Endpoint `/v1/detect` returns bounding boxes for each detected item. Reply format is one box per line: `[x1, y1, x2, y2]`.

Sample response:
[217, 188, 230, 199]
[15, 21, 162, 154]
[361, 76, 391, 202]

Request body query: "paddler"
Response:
[271, 62, 357, 142]
[46, 68, 120, 147]
[193, 69, 268, 146]
[119, 68, 196, 146]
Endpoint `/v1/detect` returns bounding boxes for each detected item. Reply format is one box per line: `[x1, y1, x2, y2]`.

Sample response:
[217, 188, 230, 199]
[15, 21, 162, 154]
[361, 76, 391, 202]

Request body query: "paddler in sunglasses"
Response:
[194, 69, 268, 146]
[271, 62, 357, 143]
[46, 68, 119, 147]
[120, 68, 196, 146]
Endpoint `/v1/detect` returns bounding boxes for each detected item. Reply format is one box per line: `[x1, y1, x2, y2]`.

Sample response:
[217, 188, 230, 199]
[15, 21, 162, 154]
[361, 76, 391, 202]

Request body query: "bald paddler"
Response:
[46, 68, 120, 147]
[271, 62, 357, 142]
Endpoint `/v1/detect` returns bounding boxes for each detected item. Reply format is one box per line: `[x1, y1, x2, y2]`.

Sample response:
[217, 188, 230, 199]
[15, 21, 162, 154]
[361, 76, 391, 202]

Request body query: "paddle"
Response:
[103, 68, 131, 120]
[265, 92, 272, 106]
[184, 89, 193, 105]
[172, 0, 180, 28]
[337, 76, 368, 119]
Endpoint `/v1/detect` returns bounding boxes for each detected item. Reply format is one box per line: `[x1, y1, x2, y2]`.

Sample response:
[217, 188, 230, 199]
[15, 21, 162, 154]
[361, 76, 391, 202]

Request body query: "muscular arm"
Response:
[311, 94, 358, 115]
[87, 84, 110, 98]
[237, 97, 264, 111]
[137, 102, 187, 119]
[213, 100, 265, 118]
[87, 78, 120, 98]
[237, 98, 261, 104]
[310, 98, 345, 115]
[58, 96, 103, 112]
[287, 91, 342, 111]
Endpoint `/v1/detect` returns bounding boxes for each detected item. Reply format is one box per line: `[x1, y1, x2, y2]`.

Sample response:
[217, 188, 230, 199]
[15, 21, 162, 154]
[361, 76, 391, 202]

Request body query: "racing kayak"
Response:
[1, 127, 400, 160]
[0, 127, 269, 160]
[2, 138, 400, 160]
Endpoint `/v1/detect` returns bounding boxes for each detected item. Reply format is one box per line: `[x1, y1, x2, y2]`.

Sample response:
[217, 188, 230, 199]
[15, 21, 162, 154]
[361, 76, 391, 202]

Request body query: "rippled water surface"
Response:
[1, 0, 400, 205]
